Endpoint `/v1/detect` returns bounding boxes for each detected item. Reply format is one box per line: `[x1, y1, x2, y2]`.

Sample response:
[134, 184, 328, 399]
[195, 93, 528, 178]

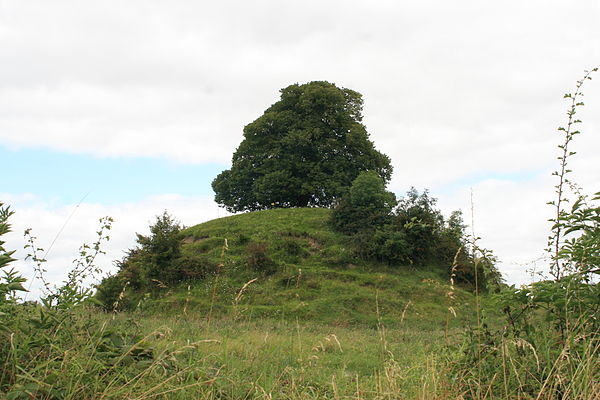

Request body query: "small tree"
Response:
[393, 188, 444, 265]
[96, 211, 183, 305]
[135, 211, 182, 283]
[96, 211, 220, 309]
[330, 171, 396, 234]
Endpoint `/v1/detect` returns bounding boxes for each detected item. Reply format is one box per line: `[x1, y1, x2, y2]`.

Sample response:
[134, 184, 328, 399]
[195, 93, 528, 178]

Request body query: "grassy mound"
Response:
[136, 208, 476, 328]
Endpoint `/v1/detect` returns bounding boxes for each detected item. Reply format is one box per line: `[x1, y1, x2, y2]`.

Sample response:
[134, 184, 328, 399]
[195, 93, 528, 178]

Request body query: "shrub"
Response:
[330, 171, 396, 234]
[170, 254, 218, 281]
[245, 242, 278, 275]
[134, 211, 182, 283]
[96, 211, 184, 304]
[94, 274, 131, 311]
[331, 178, 503, 290]
[372, 229, 413, 264]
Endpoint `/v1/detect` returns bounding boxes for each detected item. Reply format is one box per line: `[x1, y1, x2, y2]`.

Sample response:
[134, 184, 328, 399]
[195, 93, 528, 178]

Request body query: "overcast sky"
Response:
[1, 0, 599, 297]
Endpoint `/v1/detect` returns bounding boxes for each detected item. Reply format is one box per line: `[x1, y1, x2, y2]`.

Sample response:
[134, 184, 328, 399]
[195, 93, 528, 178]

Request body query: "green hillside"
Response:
[107, 208, 477, 328]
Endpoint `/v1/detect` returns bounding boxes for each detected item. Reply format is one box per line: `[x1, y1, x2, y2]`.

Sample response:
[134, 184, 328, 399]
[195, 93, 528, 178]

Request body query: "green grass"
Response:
[96, 310, 456, 399]
[4, 208, 597, 399]
[60, 207, 478, 398]
[125, 207, 480, 330]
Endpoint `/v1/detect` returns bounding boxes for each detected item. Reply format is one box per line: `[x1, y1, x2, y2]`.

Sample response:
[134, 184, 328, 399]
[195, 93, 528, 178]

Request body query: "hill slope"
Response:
[131, 208, 476, 328]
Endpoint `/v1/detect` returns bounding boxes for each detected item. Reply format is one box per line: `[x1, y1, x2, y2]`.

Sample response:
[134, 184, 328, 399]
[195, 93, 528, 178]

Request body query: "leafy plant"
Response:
[449, 68, 600, 399]
[0, 203, 27, 307]
[96, 211, 223, 310]
[548, 68, 600, 280]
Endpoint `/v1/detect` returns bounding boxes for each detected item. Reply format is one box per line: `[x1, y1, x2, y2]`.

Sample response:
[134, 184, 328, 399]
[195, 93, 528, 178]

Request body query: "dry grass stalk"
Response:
[234, 278, 258, 305]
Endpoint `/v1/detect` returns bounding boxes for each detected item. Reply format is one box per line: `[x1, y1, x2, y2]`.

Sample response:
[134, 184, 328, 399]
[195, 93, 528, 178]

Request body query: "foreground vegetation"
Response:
[1, 71, 599, 399]
[2, 192, 596, 399]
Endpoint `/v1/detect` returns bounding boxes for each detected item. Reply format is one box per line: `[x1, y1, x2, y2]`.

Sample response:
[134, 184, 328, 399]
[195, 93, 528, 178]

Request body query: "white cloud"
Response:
[1, 0, 598, 167]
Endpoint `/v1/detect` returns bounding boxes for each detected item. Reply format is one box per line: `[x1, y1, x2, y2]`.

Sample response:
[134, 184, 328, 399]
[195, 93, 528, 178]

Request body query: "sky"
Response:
[1, 0, 599, 298]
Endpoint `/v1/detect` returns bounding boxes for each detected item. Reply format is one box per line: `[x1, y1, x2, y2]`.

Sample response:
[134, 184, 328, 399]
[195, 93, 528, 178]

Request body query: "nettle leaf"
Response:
[571, 198, 583, 212]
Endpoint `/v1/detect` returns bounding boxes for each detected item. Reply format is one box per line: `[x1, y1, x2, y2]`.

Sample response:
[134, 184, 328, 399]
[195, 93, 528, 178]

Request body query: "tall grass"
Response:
[444, 68, 600, 400]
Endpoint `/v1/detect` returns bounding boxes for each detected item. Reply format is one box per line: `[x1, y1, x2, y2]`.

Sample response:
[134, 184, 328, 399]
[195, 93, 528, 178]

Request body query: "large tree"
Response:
[212, 81, 393, 212]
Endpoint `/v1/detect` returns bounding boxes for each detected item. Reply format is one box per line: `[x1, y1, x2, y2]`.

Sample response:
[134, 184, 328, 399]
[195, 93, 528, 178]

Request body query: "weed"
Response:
[447, 68, 600, 400]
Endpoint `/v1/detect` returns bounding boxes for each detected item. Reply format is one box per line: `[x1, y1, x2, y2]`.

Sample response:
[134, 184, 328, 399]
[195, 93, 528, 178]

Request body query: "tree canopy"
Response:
[212, 81, 393, 212]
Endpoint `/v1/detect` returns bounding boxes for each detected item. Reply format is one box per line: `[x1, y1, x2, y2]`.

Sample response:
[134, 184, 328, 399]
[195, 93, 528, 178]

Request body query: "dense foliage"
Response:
[0, 204, 26, 306]
[96, 211, 218, 310]
[212, 81, 393, 212]
[331, 177, 503, 292]
[329, 171, 396, 235]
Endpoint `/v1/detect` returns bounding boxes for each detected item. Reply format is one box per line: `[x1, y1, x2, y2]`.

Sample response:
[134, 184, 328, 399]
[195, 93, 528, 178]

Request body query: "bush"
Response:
[245, 242, 278, 275]
[369, 228, 413, 264]
[170, 255, 218, 281]
[330, 171, 396, 234]
[96, 211, 185, 306]
[134, 211, 182, 283]
[331, 176, 503, 290]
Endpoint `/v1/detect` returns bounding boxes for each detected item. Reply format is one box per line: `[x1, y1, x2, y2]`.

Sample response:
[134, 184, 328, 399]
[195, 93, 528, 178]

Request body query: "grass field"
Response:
[99, 311, 458, 399]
